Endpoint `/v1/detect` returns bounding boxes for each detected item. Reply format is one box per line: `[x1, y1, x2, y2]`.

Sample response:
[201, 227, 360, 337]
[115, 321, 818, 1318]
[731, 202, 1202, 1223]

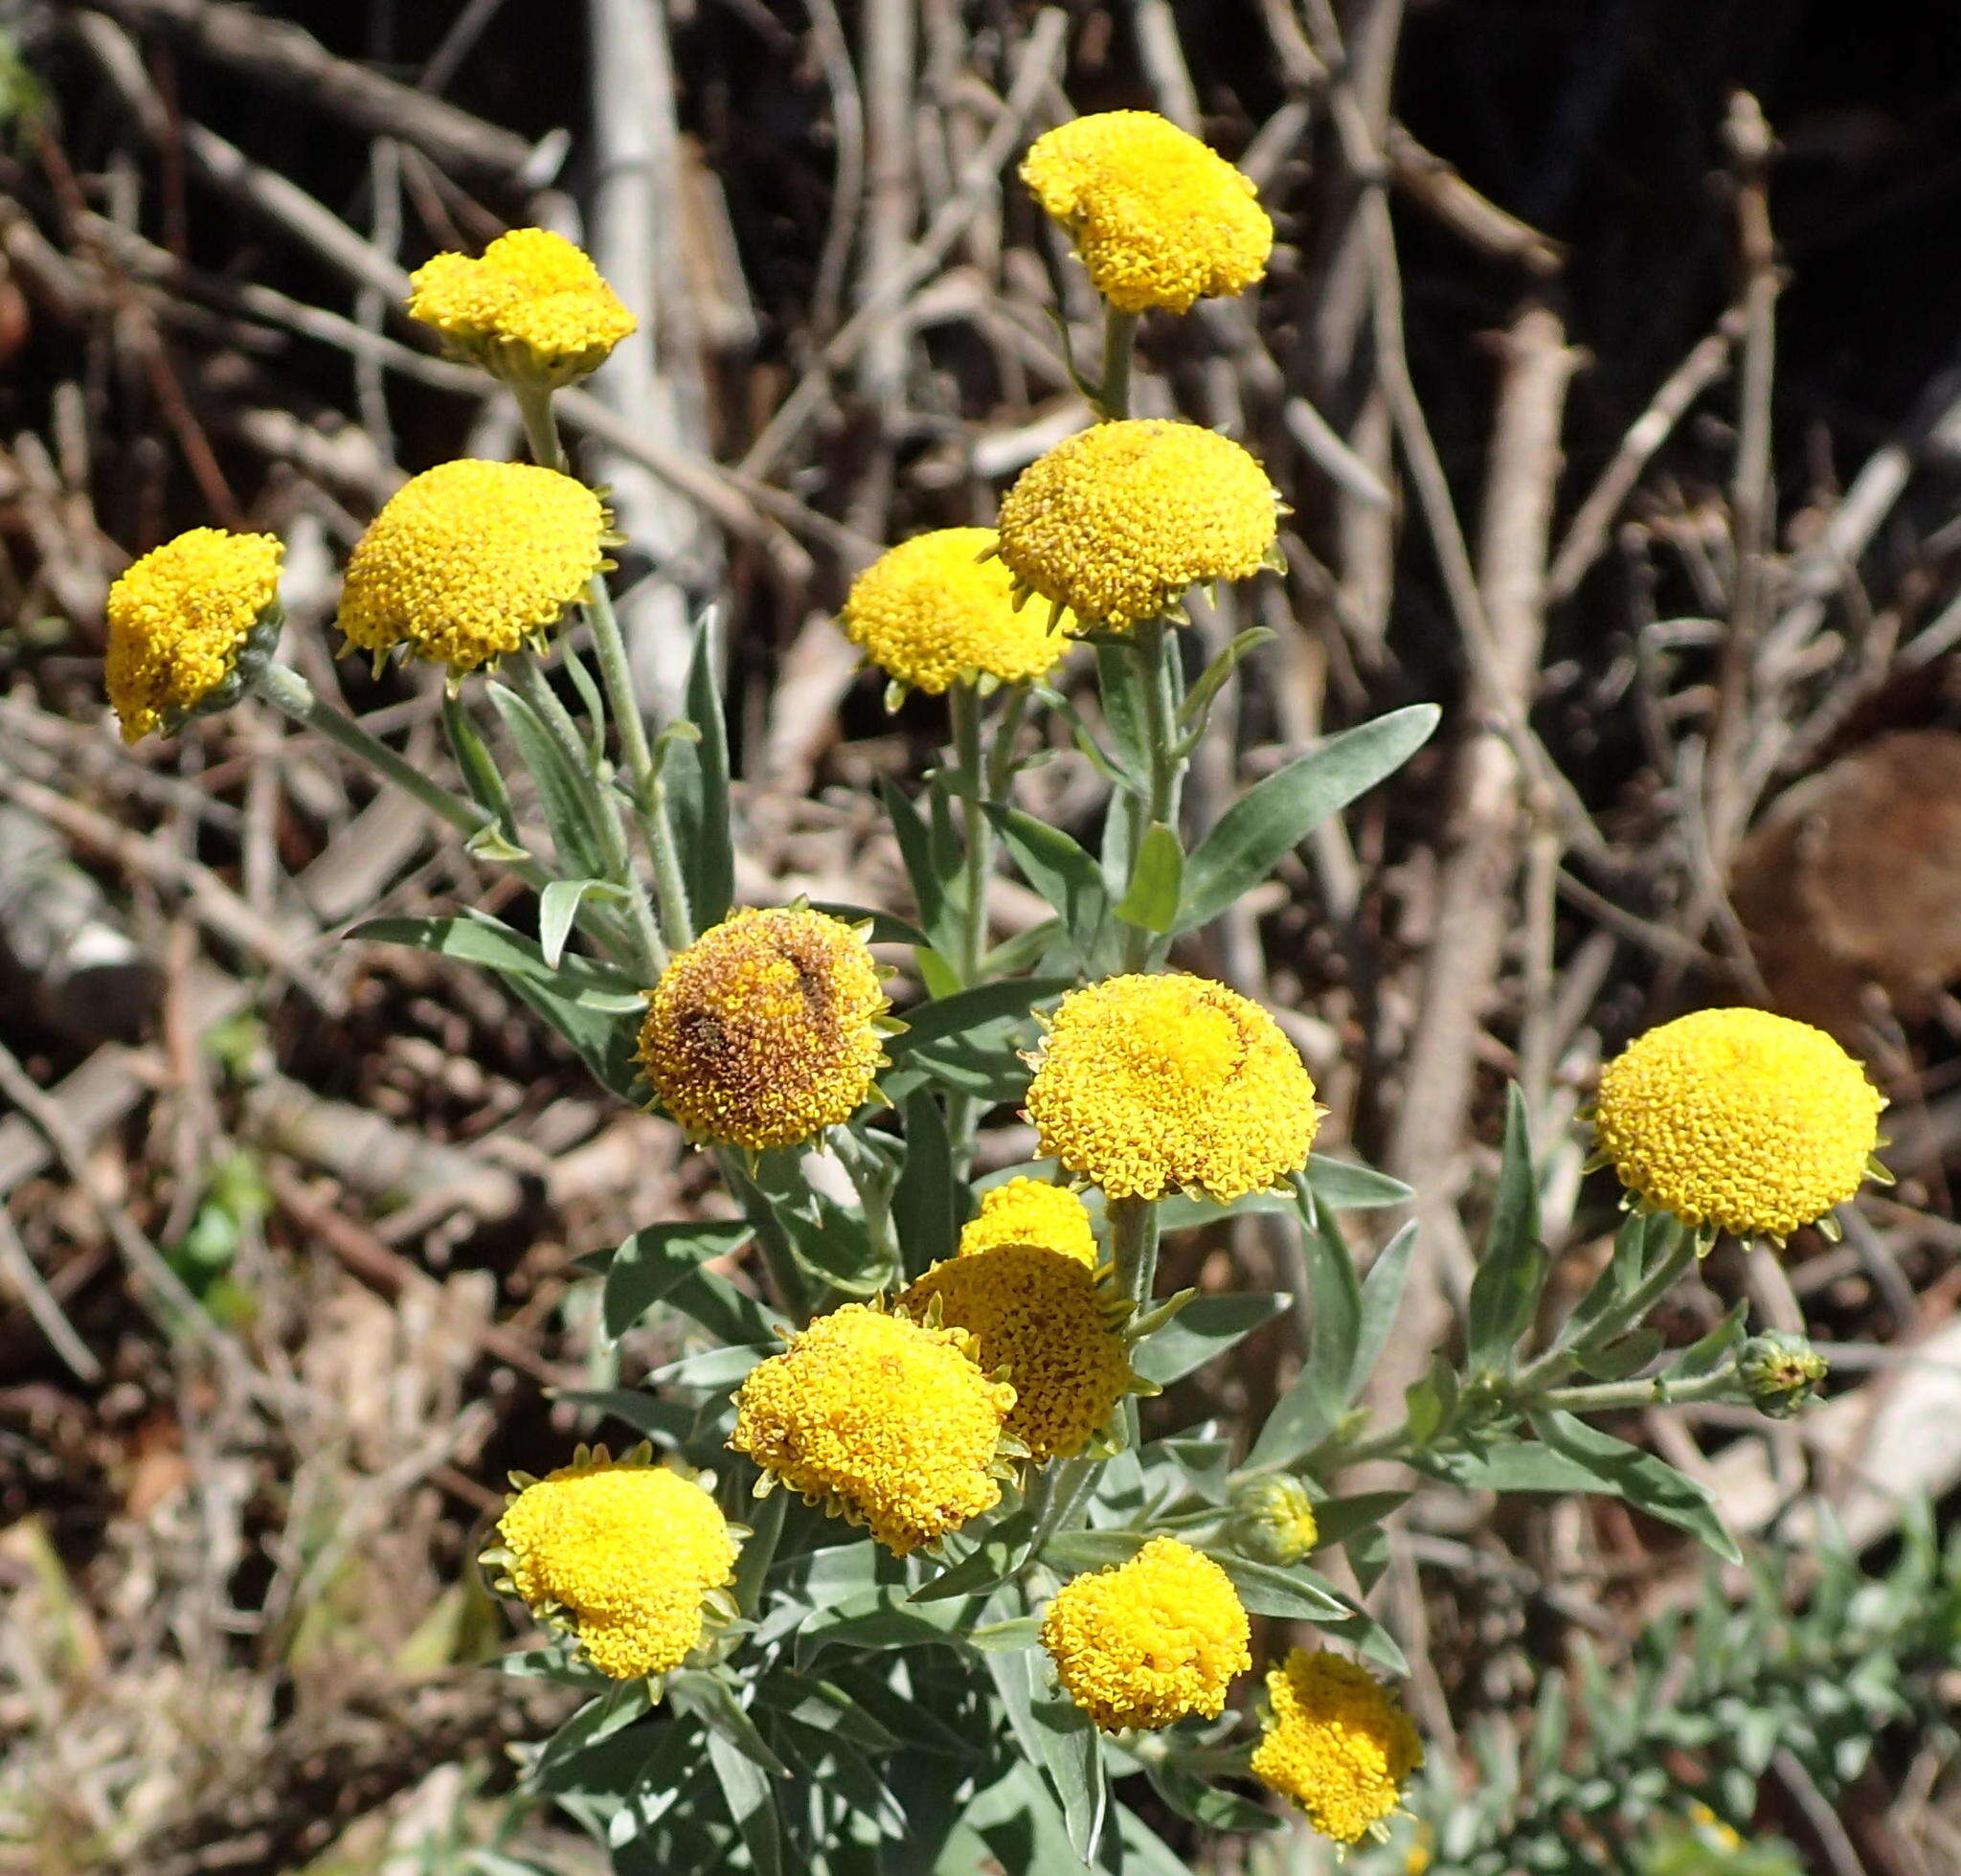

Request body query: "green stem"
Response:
[1526, 1363, 1743, 1415]
[1021, 1452, 1099, 1571]
[949, 682, 990, 988]
[718, 1146, 810, 1323]
[1516, 1227, 1697, 1395]
[1119, 617, 1184, 972]
[1108, 1195, 1161, 1309]
[1096, 306, 1138, 420]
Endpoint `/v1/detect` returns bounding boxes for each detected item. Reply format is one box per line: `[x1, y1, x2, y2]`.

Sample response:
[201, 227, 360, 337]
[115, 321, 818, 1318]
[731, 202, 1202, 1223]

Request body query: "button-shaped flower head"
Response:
[1022, 111, 1273, 315]
[841, 528, 1075, 697]
[1593, 1006, 1884, 1245]
[490, 1445, 740, 1683]
[1251, 1648, 1423, 1846]
[409, 227, 637, 389]
[637, 906, 890, 1153]
[338, 460, 607, 674]
[958, 1177, 1098, 1267]
[1026, 973, 1320, 1204]
[729, 1303, 1018, 1556]
[899, 1243, 1134, 1462]
[105, 528, 283, 742]
[1040, 1536, 1251, 1731]
[994, 419, 1280, 631]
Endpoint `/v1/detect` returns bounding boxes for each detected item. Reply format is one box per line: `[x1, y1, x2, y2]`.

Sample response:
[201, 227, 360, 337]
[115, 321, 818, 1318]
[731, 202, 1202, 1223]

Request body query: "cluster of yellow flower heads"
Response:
[729, 1303, 1017, 1555]
[637, 906, 890, 1152]
[494, 1448, 739, 1682]
[337, 459, 607, 674]
[841, 528, 1074, 695]
[1251, 1648, 1423, 1845]
[104, 529, 283, 742]
[1040, 1536, 1251, 1731]
[1026, 972, 1322, 1203]
[1593, 1006, 1883, 1243]
[1022, 111, 1273, 314]
[409, 226, 637, 389]
[994, 419, 1280, 631]
[958, 1177, 1098, 1266]
[900, 1243, 1132, 1461]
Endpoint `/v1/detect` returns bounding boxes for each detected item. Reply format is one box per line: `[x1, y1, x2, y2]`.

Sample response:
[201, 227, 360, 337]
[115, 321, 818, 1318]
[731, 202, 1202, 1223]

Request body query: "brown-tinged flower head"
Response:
[840, 528, 1075, 695]
[1040, 1536, 1251, 1731]
[1025, 972, 1320, 1204]
[1738, 1331, 1830, 1418]
[958, 1177, 1098, 1266]
[408, 227, 637, 388]
[993, 419, 1280, 631]
[1021, 111, 1274, 314]
[337, 460, 607, 674]
[636, 906, 890, 1152]
[1593, 1006, 1885, 1245]
[489, 1444, 740, 1682]
[1251, 1648, 1423, 1845]
[729, 1302, 1018, 1555]
[104, 528, 283, 742]
[898, 1243, 1134, 1462]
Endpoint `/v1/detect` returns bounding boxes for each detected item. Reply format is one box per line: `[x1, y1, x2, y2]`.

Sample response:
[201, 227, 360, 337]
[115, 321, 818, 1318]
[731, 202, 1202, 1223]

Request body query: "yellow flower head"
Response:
[959, 1177, 1098, 1266]
[1022, 111, 1273, 315]
[1040, 1536, 1251, 1731]
[1227, 1474, 1320, 1567]
[1026, 972, 1320, 1203]
[899, 1243, 1133, 1462]
[492, 1445, 740, 1682]
[1593, 1006, 1884, 1243]
[338, 460, 606, 673]
[408, 227, 637, 388]
[841, 528, 1075, 695]
[637, 906, 890, 1152]
[1251, 1649, 1422, 1846]
[104, 528, 283, 742]
[729, 1302, 1017, 1556]
[994, 419, 1279, 630]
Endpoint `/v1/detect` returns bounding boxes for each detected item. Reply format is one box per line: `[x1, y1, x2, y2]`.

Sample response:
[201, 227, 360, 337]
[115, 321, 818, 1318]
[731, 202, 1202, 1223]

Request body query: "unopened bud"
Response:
[1739, 1331, 1828, 1418]
[1226, 1475, 1319, 1566]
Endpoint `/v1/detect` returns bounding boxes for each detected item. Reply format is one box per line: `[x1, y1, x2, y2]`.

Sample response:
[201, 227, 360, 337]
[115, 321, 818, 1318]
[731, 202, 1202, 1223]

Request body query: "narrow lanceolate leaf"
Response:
[485, 680, 612, 882]
[884, 977, 1073, 1107]
[1173, 703, 1440, 933]
[1350, 1220, 1420, 1399]
[600, 1219, 752, 1340]
[666, 608, 734, 936]
[537, 876, 624, 969]
[881, 778, 962, 955]
[1464, 1084, 1548, 1373]
[1306, 1154, 1414, 1210]
[1113, 821, 1184, 934]
[350, 912, 640, 1000]
[890, 1087, 958, 1278]
[1129, 1293, 1292, 1387]
[985, 803, 1115, 974]
[1176, 626, 1277, 732]
[1527, 1411, 1742, 1562]
[982, 1625, 1109, 1865]
[442, 691, 517, 835]
[1245, 1202, 1363, 1470]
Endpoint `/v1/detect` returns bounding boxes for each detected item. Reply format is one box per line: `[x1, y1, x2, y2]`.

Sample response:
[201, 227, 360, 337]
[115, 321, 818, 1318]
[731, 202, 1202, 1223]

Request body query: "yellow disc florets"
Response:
[104, 528, 283, 742]
[1593, 1006, 1885, 1243]
[840, 528, 1075, 695]
[1040, 1536, 1251, 1731]
[492, 1447, 740, 1682]
[1022, 111, 1272, 316]
[1251, 1649, 1423, 1845]
[636, 906, 890, 1152]
[899, 1243, 1132, 1462]
[408, 227, 637, 388]
[959, 1177, 1098, 1266]
[1026, 973, 1320, 1203]
[338, 460, 606, 673]
[729, 1303, 1017, 1556]
[994, 419, 1279, 631]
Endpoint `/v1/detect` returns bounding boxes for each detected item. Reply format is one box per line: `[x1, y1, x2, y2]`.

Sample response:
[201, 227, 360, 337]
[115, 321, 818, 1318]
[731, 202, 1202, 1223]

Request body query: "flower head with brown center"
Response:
[899, 1243, 1133, 1462]
[729, 1303, 1017, 1555]
[338, 460, 606, 673]
[1593, 1006, 1884, 1244]
[409, 228, 637, 388]
[958, 1177, 1098, 1267]
[1021, 110, 1273, 314]
[490, 1444, 740, 1683]
[994, 420, 1279, 631]
[1026, 972, 1320, 1203]
[1040, 1536, 1251, 1731]
[636, 906, 890, 1153]
[840, 528, 1075, 695]
[104, 529, 283, 742]
[1251, 1649, 1423, 1845]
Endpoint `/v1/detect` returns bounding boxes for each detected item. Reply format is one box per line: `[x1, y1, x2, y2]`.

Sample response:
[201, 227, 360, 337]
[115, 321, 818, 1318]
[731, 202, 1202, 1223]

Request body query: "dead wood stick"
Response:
[62, 0, 535, 181]
[1382, 123, 1564, 275]
[1376, 303, 1580, 1412]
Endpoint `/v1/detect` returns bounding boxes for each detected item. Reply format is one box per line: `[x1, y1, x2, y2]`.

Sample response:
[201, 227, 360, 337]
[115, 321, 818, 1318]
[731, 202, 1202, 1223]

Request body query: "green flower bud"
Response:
[1738, 1331, 1829, 1418]
[1227, 1475, 1319, 1566]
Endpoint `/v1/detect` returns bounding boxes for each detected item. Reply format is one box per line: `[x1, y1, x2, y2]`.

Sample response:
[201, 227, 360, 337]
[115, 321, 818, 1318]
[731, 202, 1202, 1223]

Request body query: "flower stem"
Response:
[1524, 1363, 1742, 1415]
[949, 681, 991, 989]
[1108, 1194, 1161, 1308]
[1096, 306, 1138, 420]
[1514, 1224, 1696, 1395]
[1118, 616, 1185, 972]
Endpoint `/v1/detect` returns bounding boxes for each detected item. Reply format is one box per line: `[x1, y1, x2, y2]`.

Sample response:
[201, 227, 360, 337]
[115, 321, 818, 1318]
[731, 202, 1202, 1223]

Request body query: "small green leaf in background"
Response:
[1306, 1154, 1414, 1210]
[1130, 1293, 1292, 1387]
[486, 680, 613, 882]
[985, 803, 1115, 974]
[1113, 820, 1183, 934]
[1529, 1411, 1741, 1562]
[891, 1088, 959, 1278]
[1244, 1202, 1363, 1469]
[1465, 1085, 1549, 1373]
[667, 609, 735, 935]
[600, 1219, 752, 1339]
